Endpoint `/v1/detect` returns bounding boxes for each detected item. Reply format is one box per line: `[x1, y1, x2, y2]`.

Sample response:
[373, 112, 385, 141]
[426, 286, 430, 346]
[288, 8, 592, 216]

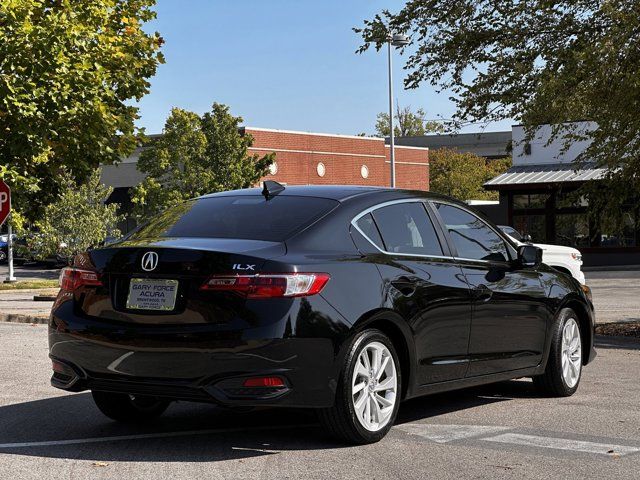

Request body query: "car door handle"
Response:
[473, 284, 493, 302]
[391, 277, 417, 297]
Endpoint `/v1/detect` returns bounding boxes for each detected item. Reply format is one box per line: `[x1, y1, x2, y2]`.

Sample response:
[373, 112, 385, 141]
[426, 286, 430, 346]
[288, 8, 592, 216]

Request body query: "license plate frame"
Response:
[126, 278, 179, 311]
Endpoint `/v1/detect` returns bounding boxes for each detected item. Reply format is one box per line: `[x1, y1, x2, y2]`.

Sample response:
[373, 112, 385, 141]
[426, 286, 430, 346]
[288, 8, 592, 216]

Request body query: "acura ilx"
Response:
[49, 183, 596, 444]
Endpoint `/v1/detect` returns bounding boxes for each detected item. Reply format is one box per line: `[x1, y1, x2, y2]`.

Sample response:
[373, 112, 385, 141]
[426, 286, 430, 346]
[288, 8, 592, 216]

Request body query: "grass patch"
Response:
[0, 279, 59, 291]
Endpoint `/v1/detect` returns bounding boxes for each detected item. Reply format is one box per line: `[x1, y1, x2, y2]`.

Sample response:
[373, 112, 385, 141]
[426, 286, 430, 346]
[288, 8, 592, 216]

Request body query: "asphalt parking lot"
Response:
[0, 322, 638, 480]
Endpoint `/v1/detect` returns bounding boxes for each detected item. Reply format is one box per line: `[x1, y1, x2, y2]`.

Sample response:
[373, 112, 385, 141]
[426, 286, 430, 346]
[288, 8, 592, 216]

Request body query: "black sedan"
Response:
[49, 184, 596, 444]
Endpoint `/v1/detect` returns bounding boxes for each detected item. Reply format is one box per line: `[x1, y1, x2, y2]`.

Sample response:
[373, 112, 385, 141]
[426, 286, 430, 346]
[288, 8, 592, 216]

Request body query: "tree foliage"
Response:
[375, 105, 444, 137]
[131, 103, 274, 218]
[356, 1, 640, 230]
[429, 148, 510, 201]
[0, 0, 164, 220]
[22, 169, 122, 260]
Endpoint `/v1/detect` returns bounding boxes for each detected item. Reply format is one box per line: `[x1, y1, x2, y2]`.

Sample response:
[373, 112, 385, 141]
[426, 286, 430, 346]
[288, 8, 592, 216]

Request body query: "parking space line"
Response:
[0, 423, 317, 449]
[395, 423, 510, 443]
[483, 433, 640, 457]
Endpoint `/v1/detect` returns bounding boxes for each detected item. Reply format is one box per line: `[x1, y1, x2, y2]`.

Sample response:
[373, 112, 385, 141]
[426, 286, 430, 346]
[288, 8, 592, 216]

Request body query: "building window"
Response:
[555, 213, 590, 247]
[513, 193, 549, 209]
[597, 210, 638, 247]
[269, 161, 278, 175]
[513, 214, 547, 243]
[316, 162, 326, 177]
[556, 192, 588, 208]
[361, 164, 369, 179]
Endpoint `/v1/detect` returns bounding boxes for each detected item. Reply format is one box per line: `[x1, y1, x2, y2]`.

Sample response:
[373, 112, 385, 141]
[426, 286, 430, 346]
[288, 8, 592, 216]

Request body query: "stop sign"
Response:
[0, 180, 10, 227]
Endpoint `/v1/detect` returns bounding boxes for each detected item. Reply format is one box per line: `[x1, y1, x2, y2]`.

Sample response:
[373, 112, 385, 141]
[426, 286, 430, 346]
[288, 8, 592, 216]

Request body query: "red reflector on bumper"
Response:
[242, 376, 286, 388]
[51, 359, 72, 375]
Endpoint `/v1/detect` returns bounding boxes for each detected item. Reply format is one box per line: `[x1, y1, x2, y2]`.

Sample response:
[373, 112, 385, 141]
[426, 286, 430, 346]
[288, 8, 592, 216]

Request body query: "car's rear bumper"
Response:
[48, 302, 341, 408]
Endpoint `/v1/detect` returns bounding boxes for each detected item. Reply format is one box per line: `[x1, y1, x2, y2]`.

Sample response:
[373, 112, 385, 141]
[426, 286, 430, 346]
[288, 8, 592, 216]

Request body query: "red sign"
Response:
[0, 180, 10, 227]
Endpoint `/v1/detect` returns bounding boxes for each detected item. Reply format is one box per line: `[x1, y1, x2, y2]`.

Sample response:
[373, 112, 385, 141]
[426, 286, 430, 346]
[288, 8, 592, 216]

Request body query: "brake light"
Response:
[59, 267, 102, 291]
[200, 273, 330, 298]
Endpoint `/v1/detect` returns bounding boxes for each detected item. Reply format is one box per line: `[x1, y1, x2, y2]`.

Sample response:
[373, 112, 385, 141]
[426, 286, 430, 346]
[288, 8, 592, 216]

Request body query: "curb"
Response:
[33, 295, 56, 301]
[0, 313, 48, 324]
[583, 265, 640, 272]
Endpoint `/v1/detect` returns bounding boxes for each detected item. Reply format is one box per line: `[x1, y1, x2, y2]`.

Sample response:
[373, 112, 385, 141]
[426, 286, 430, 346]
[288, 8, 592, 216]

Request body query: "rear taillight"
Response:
[200, 273, 330, 298]
[59, 267, 102, 292]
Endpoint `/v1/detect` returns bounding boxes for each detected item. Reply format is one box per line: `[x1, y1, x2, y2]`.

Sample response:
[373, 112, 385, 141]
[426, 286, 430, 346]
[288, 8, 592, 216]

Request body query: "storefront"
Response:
[483, 124, 640, 267]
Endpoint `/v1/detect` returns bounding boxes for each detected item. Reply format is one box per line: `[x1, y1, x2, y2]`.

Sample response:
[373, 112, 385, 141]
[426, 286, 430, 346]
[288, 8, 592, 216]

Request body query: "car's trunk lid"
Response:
[79, 237, 286, 325]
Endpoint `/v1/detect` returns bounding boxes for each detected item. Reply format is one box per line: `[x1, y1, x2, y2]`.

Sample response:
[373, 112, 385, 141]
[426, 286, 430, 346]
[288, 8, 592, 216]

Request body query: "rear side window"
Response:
[128, 196, 338, 242]
[354, 213, 384, 250]
[435, 203, 509, 262]
[372, 202, 443, 256]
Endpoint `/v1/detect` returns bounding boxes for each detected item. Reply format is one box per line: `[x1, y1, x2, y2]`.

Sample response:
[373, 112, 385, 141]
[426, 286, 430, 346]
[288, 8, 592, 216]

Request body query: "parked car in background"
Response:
[0, 235, 10, 263]
[0, 234, 28, 265]
[498, 225, 585, 285]
[49, 185, 595, 444]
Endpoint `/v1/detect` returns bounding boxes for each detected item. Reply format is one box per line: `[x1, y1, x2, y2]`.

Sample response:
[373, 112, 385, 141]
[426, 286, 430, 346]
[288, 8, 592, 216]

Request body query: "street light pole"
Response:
[387, 40, 396, 188]
[386, 33, 410, 188]
[6, 217, 15, 283]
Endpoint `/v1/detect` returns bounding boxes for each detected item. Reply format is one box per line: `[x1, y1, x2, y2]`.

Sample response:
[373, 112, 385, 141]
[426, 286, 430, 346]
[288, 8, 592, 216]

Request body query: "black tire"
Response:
[533, 308, 583, 397]
[91, 391, 171, 423]
[318, 329, 402, 444]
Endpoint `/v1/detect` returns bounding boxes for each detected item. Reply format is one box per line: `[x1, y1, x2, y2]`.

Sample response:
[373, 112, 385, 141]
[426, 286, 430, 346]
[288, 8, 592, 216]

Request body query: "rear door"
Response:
[430, 202, 548, 376]
[354, 200, 472, 384]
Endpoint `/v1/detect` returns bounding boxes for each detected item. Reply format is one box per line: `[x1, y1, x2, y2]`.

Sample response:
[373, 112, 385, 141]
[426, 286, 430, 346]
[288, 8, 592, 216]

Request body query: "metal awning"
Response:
[484, 162, 607, 189]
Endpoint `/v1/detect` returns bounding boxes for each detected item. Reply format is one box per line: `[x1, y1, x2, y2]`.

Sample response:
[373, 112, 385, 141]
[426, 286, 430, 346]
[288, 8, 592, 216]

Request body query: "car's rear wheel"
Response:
[533, 308, 582, 396]
[318, 329, 401, 444]
[91, 391, 171, 423]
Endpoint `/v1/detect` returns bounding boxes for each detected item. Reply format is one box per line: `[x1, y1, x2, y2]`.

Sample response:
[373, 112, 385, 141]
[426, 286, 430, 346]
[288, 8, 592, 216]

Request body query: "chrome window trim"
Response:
[351, 198, 514, 265]
[350, 198, 454, 261]
[430, 199, 516, 264]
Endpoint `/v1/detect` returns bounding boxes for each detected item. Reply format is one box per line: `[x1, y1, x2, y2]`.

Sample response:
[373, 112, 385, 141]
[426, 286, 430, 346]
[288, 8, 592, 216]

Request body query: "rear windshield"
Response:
[128, 195, 339, 242]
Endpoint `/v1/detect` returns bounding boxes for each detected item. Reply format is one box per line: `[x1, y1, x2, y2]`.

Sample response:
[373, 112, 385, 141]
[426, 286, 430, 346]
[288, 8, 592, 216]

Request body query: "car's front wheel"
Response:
[91, 391, 171, 423]
[533, 308, 583, 396]
[318, 329, 401, 444]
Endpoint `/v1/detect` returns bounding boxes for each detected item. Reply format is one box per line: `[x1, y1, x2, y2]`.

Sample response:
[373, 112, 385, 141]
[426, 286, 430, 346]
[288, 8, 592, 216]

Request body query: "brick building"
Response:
[101, 127, 429, 232]
[244, 127, 429, 190]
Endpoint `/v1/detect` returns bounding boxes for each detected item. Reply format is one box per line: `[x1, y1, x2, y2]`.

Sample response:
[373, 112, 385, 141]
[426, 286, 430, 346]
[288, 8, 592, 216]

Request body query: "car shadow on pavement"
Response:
[397, 379, 539, 425]
[595, 335, 640, 351]
[0, 380, 538, 462]
[0, 264, 60, 281]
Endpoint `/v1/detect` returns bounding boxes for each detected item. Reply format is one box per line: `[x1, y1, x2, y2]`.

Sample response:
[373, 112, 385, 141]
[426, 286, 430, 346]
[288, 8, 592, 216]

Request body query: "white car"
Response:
[498, 225, 586, 285]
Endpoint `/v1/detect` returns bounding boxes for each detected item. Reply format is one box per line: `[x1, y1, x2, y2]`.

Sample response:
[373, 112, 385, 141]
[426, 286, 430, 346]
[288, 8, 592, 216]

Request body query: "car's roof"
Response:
[200, 185, 452, 203]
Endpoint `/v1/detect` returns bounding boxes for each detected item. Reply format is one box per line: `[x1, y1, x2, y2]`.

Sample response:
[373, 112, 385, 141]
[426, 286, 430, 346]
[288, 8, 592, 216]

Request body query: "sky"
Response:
[135, 0, 514, 136]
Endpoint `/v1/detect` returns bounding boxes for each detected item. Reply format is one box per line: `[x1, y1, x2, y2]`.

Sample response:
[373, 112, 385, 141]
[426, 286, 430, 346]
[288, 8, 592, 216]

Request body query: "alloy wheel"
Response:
[561, 318, 582, 388]
[351, 341, 398, 432]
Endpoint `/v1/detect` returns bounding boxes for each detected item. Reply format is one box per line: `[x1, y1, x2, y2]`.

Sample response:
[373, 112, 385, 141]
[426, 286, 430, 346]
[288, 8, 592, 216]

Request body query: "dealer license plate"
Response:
[126, 278, 179, 311]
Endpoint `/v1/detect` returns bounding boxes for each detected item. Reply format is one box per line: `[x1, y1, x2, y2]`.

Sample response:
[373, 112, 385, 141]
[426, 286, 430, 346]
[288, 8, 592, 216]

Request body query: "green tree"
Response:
[131, 103, 274, 218]
[23, 169, 122, 260]
[356, 1, 640, 231]
[375, 105, 444, 137]
[429, 148, 510, 201]
[0, 0, 164, 221]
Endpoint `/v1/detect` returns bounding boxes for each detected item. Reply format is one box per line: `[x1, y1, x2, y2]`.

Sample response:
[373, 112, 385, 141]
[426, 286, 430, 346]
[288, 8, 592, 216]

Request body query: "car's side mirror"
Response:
[517, 244, 542, 268]
[523, 234, 532, 243]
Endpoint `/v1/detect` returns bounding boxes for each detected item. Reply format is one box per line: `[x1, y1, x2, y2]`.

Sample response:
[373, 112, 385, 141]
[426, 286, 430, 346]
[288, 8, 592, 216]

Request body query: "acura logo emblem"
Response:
[141, 251, 159, 272]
